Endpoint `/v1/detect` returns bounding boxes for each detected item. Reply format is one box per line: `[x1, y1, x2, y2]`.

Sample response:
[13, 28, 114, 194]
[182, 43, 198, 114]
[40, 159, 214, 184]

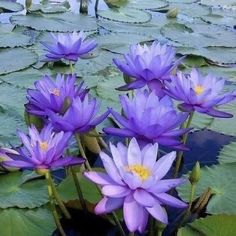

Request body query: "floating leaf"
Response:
[200, 0, 236, 8]
[0, 0, 23, 12]
[0, 207, 55, 236]
[178, 163, 236, 214]
[10, 12, 98, 32]
[97, 7, 151, 23]
[0, 171, 48, 208]
[201, 14, 236, 28]
[218, 142, 236, 164]
[126, 0, 168, 10]
[209, 102, 236, 136]
[178, 215, 236, 236]
[0, 48, 38, 75]
[57, 173, 101, 204]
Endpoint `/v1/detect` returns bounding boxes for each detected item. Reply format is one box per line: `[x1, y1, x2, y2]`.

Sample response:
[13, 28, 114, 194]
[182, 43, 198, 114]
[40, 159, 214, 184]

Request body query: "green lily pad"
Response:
[0, 207, 55, 236]
[0, 0, 23, 12]
[95, 32, 153, 54]
[201, 14, 236, 28]
[177, 46, 236, 65]
[178, 163, 236, 214]
[0, 48, 38, 75]
[218, 142, 236, 164]
[57, 173, 101, 204]
[0, 172, 48, 208]
[191, 112, 213, 130]
[28, 2, 69, 13]
[161, 22, 236, 48]
[209, 102, 236, 136]
[97, 7, 151, 23]
[126, 0, 168, 10]
[0, 25, 34, 48]
[178, 215, 236, 236]
[10, 12, 98, 32]
[167, 0, 196, 3]
[200, 0, 236, 8]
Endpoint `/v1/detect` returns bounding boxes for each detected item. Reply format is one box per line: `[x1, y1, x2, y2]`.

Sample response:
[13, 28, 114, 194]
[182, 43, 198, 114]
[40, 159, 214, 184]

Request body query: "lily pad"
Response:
[209, 102, 236, 136]
[178, 215, 236, 236]
[57, 173, 101, 204]
[0, 26, 34, 48]
[178, 163, 236, 214]
[0, 48, 38, 75]
[126, 0, 168, 10]
[0, 207, 55, 236]
[95, 32, 153, 54]
[0, 171, 48, 208]
[97, 7, 151, 23]
[218, 142, 236, 164]
[10, 12, 98, 32]
[200, 0, 236, 8]
[201, 14, 236, 28]
[0, 0, 23, 12]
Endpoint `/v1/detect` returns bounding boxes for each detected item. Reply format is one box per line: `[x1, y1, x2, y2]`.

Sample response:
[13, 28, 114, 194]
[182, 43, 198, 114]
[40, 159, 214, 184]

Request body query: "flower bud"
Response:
[189, 161, 201, 184]
[24, 110, 44, 129]
[166, 8, 178, 18]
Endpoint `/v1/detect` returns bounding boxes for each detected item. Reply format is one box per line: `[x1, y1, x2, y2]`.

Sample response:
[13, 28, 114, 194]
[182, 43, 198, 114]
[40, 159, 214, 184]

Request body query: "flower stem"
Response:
[173, 112, 194, 178]
[69, 61, 74, 74]
[47, 171, 71, 219]
[70, 166, 88, 212]
[75, 133, 126, 236]
[75, 134, 92, 171]
[45, 171, 66, 236]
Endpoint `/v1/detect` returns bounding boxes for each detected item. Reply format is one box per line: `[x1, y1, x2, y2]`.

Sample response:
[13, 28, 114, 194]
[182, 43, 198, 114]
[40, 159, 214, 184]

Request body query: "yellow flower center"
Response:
[194, 85, 204, 95]
[127, 164, 151, 181]
[39, 141, 48, 151]
[50, 88, 60, 96]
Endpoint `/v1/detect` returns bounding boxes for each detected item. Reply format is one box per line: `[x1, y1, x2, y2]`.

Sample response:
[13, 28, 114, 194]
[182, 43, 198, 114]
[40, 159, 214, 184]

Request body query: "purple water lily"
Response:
[104, 90, 189, 149]
[113, 42, 182, 94]
[84, 138, 187, 233]
[165, 69, 236, 118]
[3, 124, 84, 170]
[25, 74, 88, 116]
[41, 31, 97, 62]
[47, 94, 109, 133]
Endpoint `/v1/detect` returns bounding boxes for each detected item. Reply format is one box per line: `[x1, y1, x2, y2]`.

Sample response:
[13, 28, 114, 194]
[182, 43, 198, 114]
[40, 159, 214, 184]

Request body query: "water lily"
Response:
[41, 31, 97, 62]
[47, 94, 109, 133]
[164, 69, 236, 118]
[104, 90, 189, 149]
[84, 138, 187, 233]
[113, 42, 182, 93]
[3, 124, 84, 170]
[25, 74, 88, 116]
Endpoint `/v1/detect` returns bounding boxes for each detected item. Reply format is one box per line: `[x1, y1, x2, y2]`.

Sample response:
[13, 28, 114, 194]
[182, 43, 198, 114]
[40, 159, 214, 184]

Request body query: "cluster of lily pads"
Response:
[0, 27, 236, 236]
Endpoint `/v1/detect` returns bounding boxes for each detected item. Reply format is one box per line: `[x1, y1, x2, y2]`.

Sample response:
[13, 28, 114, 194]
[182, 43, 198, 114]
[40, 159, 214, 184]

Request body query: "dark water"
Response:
[53, 129, 236, 236]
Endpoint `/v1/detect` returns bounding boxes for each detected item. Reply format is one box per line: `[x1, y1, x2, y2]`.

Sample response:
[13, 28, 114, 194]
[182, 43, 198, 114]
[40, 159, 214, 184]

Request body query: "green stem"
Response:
[157, 228, 163, 236]
[173, 112, 194, 178]
[188, 183, 196, 214]
[75, 134, 126, 236]
[112, 212, 126, 236]
[75, 134, 92, 171]
[70, 167, 88, 212]
[69, 61, 74, 74]
[45, 171, 66, 236]
[48, 172, 71, 219]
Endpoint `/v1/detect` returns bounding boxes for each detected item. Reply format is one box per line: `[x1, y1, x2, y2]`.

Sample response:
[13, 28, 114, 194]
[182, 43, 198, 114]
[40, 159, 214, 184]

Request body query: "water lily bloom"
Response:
[25, 74, 88, 116]
[113, 42, 182, 93]
[47, 94, 110, 133]
[104, 90, 189, 149]
[164, 69, 236, 118]
[84, 138, 187, 233]
[41, 31, 97, 62]
[3, 124, 84, 170]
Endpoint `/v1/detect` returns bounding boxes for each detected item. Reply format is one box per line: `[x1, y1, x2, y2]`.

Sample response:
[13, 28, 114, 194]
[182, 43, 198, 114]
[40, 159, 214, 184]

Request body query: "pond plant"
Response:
[0, 0, 236, 236]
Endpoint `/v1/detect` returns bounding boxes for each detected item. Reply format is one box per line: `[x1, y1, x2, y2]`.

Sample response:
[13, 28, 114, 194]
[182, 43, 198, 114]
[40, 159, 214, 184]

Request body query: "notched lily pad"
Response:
[218, 141, 236, 164]
[0, 0, 23, 12]
[178, 163, 236, 214]
[10, 12, 98, 32]
[97, 7, 151, 23]
[0, 171, 48, 208]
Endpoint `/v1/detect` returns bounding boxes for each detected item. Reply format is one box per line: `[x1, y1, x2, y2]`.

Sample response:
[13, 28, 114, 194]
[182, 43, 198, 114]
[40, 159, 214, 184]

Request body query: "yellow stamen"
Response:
[126, 164, 151, 181]
[50, 88, 60, 96]
[39, 141, 48, 151]
[194, 85, 204, 95]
